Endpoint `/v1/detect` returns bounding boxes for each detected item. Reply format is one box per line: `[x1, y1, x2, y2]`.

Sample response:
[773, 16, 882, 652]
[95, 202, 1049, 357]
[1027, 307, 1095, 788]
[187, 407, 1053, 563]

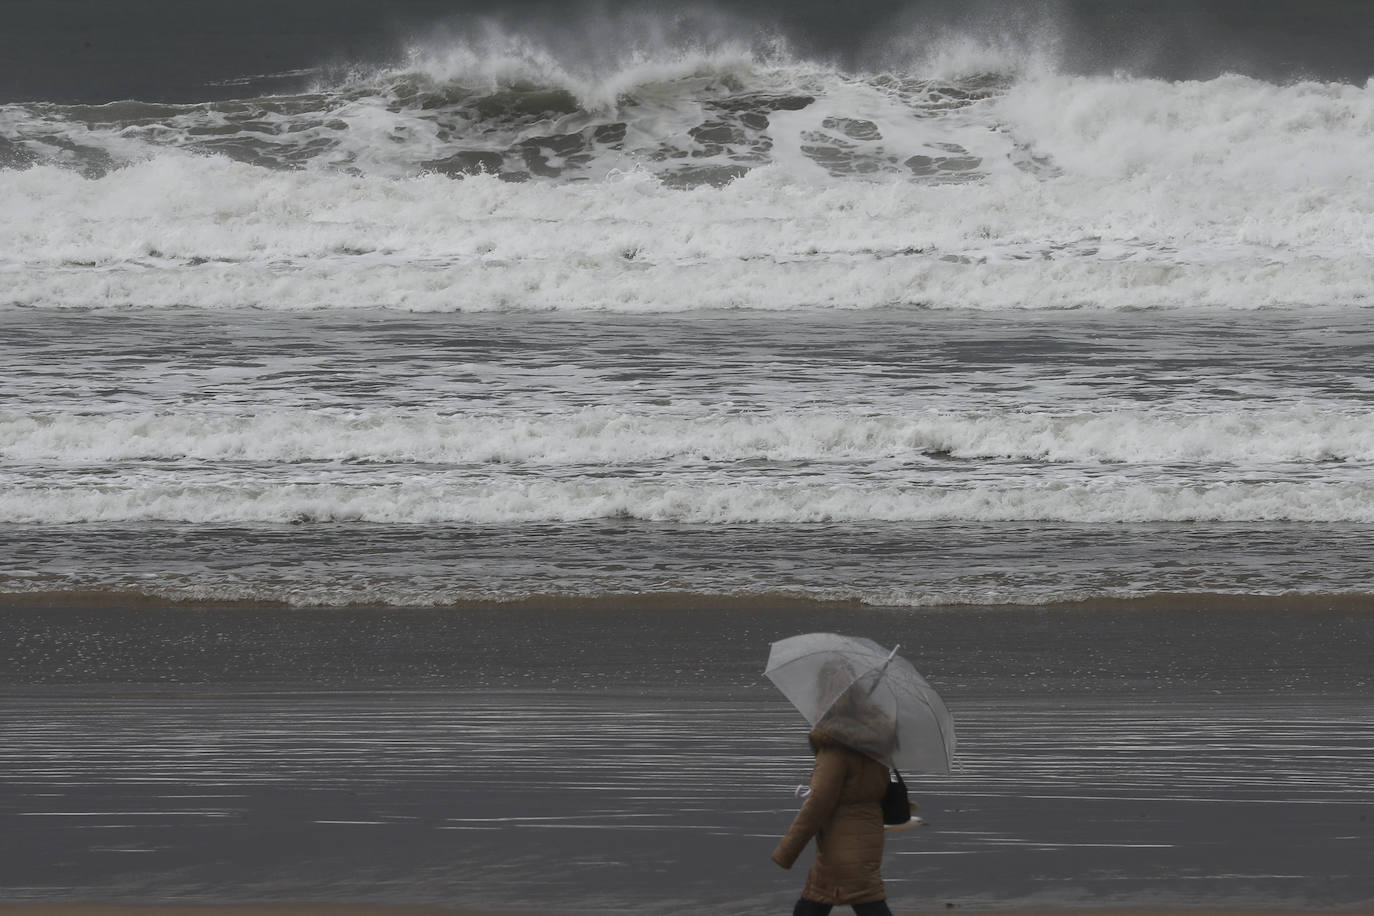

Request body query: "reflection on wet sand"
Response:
[3, 690, 1371, 913]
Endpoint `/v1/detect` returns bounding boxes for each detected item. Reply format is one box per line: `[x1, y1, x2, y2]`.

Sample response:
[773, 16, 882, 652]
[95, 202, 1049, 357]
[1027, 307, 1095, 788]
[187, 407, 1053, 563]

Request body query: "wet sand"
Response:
[2, 596, 1372, 914]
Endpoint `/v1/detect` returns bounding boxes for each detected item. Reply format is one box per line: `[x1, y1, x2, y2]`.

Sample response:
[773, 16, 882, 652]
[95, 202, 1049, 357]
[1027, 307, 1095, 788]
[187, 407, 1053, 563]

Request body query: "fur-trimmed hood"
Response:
[809, 710, 897, 762]
[808, 728, 847, 754]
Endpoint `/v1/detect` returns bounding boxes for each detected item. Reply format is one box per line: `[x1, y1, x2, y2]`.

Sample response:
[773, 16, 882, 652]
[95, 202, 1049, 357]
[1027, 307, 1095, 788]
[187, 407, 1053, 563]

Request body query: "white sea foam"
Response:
[998, 73, 1374, 188]
[0, 575, 1348, 610]
[4, 60, 1374, 312]
[4, 469, 1374, 525]
[5, 406, 1374, 465]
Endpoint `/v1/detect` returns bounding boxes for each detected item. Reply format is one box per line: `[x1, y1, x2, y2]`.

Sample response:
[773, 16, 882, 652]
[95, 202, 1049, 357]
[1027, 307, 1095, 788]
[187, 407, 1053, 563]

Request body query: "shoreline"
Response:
[5, 591, 1371, 696]
[4, 588, 1373, 616]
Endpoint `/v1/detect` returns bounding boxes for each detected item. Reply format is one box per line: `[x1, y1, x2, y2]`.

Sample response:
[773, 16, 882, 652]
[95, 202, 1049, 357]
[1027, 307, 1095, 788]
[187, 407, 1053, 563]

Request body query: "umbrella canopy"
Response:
[765, 632, 955, 774]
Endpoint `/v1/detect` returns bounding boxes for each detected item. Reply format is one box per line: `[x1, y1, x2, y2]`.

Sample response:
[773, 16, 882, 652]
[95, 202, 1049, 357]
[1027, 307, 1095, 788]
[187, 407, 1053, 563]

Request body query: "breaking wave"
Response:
[6, 406, 1374, 465]
[4, 38, 1374, 312]
[6, 473, 1374, 525]
[7, 401, 1374, 526]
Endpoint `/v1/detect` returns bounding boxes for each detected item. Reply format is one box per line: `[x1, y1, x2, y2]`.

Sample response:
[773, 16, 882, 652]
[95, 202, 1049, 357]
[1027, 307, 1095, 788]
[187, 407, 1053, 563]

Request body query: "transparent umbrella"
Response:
[765, 632, 956, 773]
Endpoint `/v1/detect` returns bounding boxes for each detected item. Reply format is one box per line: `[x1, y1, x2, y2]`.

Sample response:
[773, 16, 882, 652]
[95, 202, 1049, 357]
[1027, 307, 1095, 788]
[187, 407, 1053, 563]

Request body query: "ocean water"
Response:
[4, 1, 1374, 610]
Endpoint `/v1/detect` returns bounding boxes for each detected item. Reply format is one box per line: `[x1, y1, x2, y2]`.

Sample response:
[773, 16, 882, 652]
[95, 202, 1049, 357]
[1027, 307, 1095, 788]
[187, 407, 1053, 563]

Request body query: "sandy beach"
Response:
[3, 595, 1372, 915]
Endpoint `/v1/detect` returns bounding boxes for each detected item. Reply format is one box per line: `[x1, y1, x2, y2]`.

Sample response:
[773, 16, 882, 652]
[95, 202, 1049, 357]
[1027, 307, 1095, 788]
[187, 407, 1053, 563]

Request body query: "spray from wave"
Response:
[3, 16, 1374, 313]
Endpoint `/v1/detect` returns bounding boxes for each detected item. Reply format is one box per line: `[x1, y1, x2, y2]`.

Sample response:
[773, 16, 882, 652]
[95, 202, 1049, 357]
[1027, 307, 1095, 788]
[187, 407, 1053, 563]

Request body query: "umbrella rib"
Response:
[909, 689, 952, 767]
[767, 645, 888, 667]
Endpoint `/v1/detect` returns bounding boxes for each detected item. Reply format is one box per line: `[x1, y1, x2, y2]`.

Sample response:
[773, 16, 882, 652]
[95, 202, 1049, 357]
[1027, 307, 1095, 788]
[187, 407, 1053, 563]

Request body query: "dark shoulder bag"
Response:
[881, 769, 911, 825]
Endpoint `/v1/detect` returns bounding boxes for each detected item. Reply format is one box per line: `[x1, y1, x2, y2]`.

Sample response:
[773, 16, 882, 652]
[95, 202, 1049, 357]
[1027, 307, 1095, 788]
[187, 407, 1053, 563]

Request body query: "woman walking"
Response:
[771, 695, 897, 915]
[765, 634, 955, 916]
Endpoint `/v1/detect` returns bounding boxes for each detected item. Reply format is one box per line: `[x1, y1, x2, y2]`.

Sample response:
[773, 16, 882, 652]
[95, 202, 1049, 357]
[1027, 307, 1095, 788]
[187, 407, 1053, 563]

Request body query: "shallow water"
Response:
[5, 308, 1374, 608]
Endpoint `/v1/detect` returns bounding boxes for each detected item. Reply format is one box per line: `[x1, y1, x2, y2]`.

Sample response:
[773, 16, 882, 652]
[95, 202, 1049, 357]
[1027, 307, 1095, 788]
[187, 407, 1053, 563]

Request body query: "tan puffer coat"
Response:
[771, 730, 891, 905]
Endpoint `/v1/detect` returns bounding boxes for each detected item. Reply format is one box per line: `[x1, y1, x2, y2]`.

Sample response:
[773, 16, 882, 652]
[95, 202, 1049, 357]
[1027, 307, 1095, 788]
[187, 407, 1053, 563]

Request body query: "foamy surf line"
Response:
[4, 587, 1372, 615]
[6, 477, 1374, 524]
[7, 404, 1374, 465]
[4, 162, 1373, 313]
[5, 57, 1374, 313]
[13, 254, 1374, 313]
